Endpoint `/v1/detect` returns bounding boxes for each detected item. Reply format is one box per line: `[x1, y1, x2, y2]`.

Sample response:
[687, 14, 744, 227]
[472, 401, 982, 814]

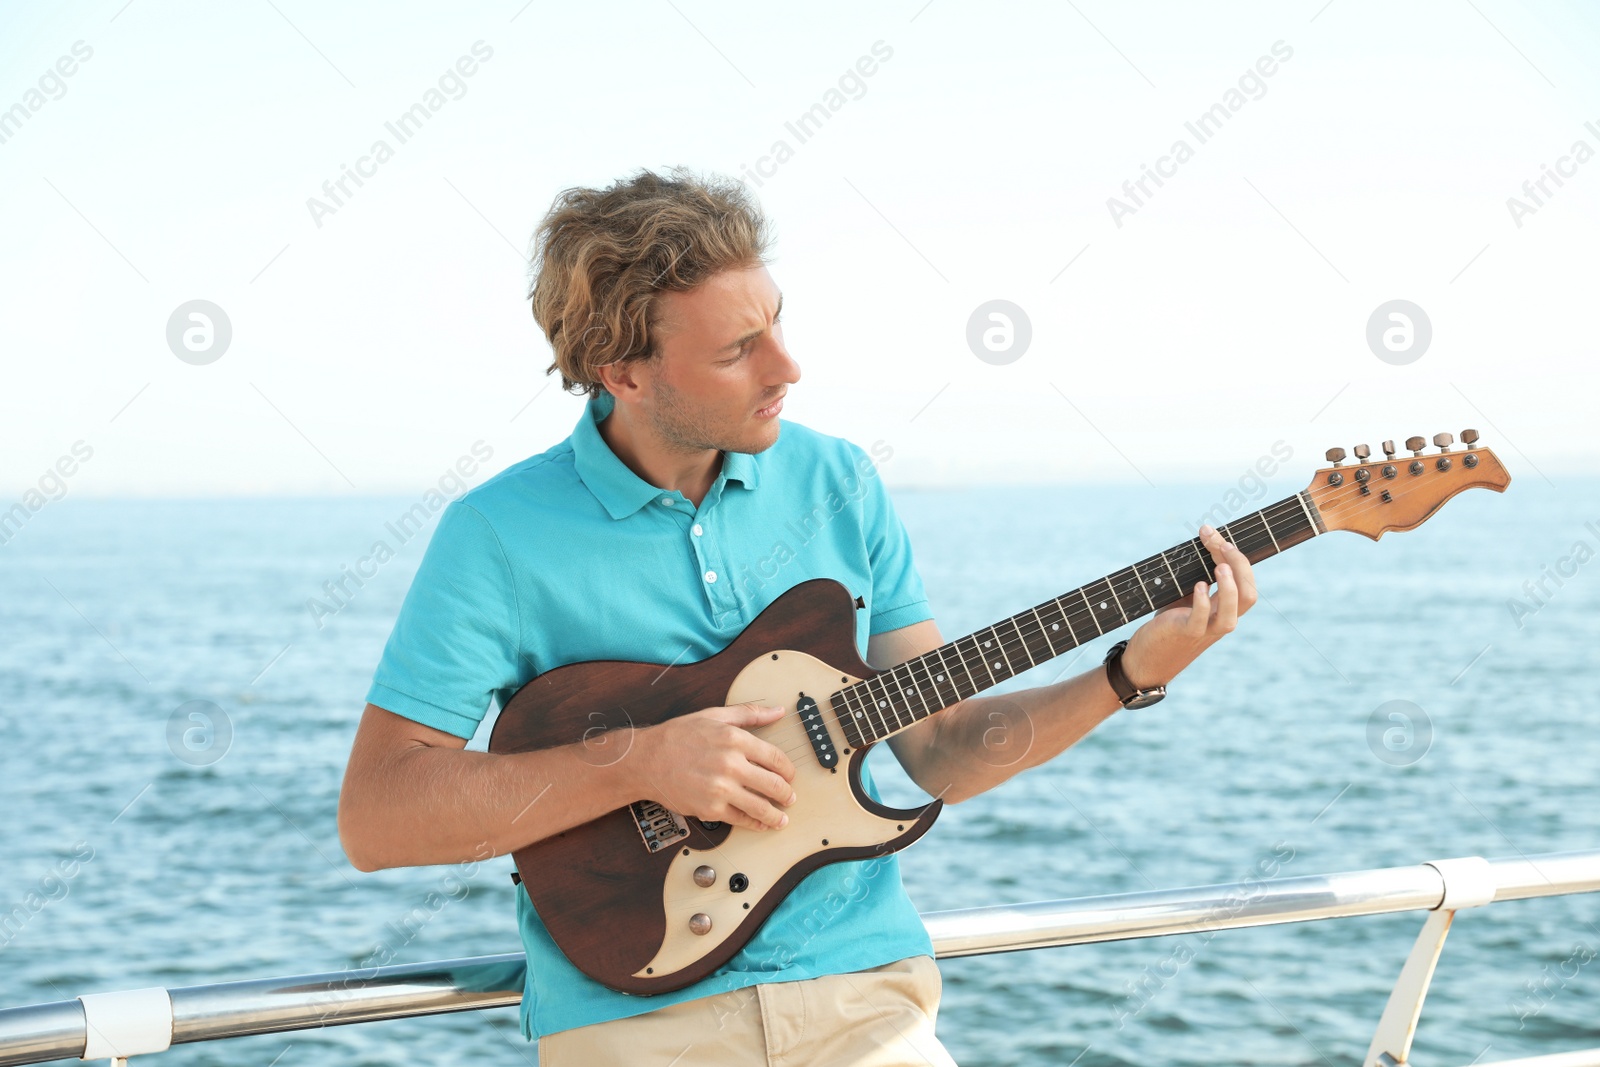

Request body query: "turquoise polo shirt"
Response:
[364, 389, 938, 1040]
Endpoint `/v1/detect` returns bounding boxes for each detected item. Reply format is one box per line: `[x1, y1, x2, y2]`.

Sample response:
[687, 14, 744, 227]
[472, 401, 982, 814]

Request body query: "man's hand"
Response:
[634, 702, 798, 833]
[1121, 524, 1258, 688]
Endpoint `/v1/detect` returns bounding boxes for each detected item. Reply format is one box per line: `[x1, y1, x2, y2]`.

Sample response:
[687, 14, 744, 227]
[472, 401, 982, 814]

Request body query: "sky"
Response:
[2, 0, 1597, 499]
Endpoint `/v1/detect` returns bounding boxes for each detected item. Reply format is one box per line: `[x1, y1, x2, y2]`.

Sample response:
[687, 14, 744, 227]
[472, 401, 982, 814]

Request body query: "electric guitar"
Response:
[487, 431, 1510, 993]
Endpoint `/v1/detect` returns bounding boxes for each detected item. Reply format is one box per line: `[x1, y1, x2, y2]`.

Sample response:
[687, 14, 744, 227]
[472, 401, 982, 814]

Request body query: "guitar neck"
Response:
[834, 491, 1326, 748]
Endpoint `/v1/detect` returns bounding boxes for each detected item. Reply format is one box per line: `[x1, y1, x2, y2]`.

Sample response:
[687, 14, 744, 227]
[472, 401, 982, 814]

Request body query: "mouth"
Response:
[755, 395, 784, 419]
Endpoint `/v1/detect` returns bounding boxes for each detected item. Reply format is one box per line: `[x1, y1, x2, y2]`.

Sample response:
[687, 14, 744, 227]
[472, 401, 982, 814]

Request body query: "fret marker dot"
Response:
[993, 661, 1001, 670]
[1051, 623, 1059, 630]
[935, 674, 944, 682]
[1100, 601, 1108, 609]
[1155, 578, 1163, 585]
[878, 700, 887, 708]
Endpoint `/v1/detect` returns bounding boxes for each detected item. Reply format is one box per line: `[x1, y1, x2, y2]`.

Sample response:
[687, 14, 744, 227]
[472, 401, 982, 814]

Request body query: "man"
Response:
[337, 168, 1257, 1065]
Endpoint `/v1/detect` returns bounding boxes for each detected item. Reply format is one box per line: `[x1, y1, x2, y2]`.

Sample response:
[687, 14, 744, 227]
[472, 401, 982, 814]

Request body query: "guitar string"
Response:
[735, 463, 1488, 761]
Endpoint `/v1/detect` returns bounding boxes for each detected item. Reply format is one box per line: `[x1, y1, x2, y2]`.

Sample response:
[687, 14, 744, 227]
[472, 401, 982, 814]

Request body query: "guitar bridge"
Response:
[631, 799, 689, 853]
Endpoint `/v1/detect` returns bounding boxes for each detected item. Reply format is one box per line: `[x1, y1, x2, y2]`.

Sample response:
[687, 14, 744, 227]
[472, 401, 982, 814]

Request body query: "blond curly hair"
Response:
[528, 168, 772, 398]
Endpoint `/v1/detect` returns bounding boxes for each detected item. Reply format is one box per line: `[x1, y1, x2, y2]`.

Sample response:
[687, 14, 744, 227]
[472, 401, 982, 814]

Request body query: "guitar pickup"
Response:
[631, 799, 690, 853]
[797, 693, 837, 769]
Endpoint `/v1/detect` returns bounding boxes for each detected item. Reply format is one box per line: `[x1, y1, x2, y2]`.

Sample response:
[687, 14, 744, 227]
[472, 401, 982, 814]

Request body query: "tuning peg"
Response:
[1461, 428, 1480, 446]
[1325, 447, 1346, 467]
[1406, 436, 1426, 457]
[1353, 444, 1371, 461]
[1433, 432, 1454, 453]
[1382, 440, 1397, 459]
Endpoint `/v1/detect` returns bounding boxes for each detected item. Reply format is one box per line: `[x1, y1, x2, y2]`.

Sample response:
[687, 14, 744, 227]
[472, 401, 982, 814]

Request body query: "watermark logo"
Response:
[1107, 40, 1294, 228]
[167, 699, 232, 767]
[1506, 522, 1599, 630]
[1190, 441, 1295, 533]
[737, 41, 894, 188]
[305, 42, 495, 228]
[966, 300, 1031, 365]
[1366, 300, 1431, 365]
[1505, 120, 1600, 229]
[0, 41, 94, 148]
[305, 441, 495, 630]
[0, 843, 95, 952]
[1366, 699, 1431, 766]
[0, 440, 93, 546]
[166, 300, 232, 365]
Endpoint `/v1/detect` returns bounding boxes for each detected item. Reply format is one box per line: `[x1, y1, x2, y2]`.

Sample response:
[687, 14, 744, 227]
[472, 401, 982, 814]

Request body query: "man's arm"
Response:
[876, 525, 1257, 804]
[337, 701, 799, 872]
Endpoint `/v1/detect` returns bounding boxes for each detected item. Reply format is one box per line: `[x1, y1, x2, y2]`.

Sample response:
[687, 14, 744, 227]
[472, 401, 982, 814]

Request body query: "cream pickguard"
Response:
[632, 650, 914, 979]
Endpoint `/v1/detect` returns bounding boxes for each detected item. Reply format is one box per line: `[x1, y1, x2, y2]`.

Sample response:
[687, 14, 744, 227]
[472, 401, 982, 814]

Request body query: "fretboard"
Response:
[832, 492, 1325, 747]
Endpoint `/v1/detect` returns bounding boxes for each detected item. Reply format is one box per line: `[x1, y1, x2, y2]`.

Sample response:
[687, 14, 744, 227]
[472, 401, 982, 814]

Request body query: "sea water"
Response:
[2, 475, 1597, 1066]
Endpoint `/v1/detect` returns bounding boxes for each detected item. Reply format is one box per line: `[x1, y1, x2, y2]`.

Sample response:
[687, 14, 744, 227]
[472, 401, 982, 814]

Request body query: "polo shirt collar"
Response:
[572, 390, 761, 520]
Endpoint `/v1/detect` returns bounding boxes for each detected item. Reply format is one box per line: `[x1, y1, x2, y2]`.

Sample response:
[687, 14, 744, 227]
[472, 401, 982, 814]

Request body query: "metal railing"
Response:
[2, 849, 1597, 1067]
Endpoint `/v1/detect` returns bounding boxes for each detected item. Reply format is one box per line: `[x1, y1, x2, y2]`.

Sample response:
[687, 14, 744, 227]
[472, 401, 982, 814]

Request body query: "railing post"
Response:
[1364, 856, 1498, 1067]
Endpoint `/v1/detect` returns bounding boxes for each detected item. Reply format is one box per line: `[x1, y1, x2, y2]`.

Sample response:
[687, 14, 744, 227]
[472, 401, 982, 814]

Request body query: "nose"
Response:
[765, 329, 801, 386]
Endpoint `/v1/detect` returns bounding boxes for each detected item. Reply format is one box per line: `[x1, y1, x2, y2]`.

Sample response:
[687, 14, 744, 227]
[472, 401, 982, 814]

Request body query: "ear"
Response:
[597, 356, 646, 401]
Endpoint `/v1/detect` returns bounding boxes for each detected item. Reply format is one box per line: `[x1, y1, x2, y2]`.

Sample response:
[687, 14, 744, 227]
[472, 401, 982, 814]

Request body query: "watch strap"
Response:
[1103, 640, 1165, 708]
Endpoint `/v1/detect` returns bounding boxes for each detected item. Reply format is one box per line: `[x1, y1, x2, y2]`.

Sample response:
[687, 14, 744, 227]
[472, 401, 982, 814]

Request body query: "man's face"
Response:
[635, 263, 800, 456]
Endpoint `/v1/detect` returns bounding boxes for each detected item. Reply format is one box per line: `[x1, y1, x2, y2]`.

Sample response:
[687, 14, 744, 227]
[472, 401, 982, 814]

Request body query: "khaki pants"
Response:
[537, 955, 959, 1066]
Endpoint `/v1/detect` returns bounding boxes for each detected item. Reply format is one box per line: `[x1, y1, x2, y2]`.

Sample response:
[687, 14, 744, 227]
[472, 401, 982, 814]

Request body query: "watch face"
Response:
[1123, 687, 1166, 709]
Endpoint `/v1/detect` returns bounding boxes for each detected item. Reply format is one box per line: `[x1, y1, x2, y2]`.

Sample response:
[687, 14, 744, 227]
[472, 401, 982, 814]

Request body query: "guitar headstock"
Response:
[1306, 430, 1511, 540]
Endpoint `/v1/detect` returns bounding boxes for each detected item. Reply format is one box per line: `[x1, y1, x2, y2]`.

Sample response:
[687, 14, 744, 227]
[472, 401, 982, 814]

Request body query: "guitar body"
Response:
[487, 577, 942, 995]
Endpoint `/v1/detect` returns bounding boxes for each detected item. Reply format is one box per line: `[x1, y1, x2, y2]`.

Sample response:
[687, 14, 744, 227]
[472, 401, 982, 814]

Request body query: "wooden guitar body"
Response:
[487, 578, 941, 995]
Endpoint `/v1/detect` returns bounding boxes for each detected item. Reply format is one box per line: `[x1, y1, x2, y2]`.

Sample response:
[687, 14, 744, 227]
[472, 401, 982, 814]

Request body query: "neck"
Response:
[834, 492, 1326, 748]
[597, 401, 723, 507]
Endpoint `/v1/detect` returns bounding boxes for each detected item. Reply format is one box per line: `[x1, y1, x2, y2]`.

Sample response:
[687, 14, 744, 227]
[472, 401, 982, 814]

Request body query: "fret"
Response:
[884, 669, 916, 728]
[1008, 616, 1037, 668]
[1114, 566, 1153, 620]
[1134, 556, 1171, 611]
[849, 682, 883, 743]
[867, 674, 900, 735]
[1262, 510, 1281, 553]
[1296, 490, 1322, 535]
[1097, 577, 1129, 627]
[835, 686, 864, 747]
[853, 684, 878, 742]
[1079, 587, 1104, 636]
[1239, 511, 1273, 559]
[1159, 549, 1180, 589]
[929, 647, 960, 706]
[1129, 560, 1153, 607]
[1192, 540, 1215, 583]
[844, 684, 883, 742]
[984, 626, 1016, 680]
[899, 661, 935, 719]
[969, 634, 1000, 688]
[1030, 606, 1058, 657]
[1052, 597, 1080, 647]
[947, 637, 983, 700]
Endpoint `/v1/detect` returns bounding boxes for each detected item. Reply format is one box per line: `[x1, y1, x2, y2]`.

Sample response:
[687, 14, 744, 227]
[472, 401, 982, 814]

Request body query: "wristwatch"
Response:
[1103, 640, 1166, 709]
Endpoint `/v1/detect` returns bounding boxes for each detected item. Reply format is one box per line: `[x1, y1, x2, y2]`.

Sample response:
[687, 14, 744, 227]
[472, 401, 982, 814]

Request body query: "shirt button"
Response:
[692, 524, 704, 537]
[704, 570, 718, 584]
[660, 497, 675, 507]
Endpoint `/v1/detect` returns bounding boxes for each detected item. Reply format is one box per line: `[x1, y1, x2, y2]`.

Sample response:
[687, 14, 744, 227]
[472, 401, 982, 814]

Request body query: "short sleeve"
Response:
[364, 500, 524, 740]
[851, 444, 933, 635]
